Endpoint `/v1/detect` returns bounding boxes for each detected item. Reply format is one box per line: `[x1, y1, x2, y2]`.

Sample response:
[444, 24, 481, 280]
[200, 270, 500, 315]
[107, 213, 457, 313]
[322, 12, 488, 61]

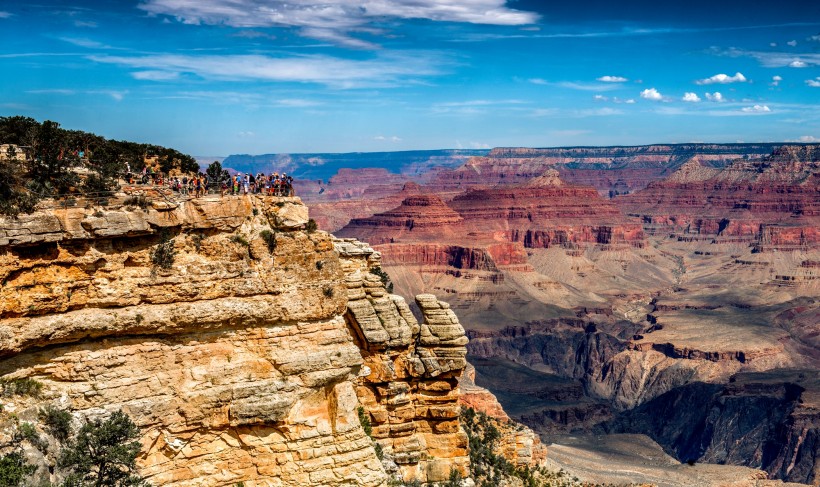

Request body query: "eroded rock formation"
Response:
[335, 238, 471, 483]
[0, 194, 479, 486]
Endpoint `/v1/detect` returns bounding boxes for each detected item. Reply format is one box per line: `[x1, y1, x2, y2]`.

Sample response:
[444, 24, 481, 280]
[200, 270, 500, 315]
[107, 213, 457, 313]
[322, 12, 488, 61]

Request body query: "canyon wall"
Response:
[0, 193, 478, 486]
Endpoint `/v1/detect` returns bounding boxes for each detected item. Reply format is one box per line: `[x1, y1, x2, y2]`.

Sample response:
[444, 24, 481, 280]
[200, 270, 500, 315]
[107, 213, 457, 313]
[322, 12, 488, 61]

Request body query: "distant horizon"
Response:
[2, 1, 818, 155]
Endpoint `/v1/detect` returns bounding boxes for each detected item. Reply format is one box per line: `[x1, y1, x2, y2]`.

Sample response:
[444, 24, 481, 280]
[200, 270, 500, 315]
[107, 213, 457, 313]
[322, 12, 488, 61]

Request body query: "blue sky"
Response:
[1, 0, 819, 156]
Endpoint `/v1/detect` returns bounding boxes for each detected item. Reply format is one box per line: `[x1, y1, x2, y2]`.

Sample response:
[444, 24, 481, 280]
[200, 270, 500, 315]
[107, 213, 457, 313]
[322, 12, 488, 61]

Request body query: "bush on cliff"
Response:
[59, 410, 146, 487]
[0, 451, 36, 487]
[150, 231, 176, 270]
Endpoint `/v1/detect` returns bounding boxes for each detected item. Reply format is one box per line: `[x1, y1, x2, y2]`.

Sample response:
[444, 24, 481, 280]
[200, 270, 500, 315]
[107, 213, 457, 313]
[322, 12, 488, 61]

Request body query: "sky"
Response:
[1, 0, 819, 156]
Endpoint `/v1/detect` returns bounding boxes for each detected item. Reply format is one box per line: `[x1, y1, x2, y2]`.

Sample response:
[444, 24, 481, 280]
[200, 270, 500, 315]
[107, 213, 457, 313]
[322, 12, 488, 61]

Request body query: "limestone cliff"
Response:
[335, 238, 471, 483]
[0, 193, 476, 486]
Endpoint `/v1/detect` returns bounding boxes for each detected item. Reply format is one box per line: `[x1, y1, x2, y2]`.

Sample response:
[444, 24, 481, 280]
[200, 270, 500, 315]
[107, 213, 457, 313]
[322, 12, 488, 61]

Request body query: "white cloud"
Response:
[741, 105, 771, 113]
[807, 78, 820, 87]
[596, 75, 627, 82]
[593, 94, 608, 101]
[640, 88, 663, 101]
[74, 20, 98, 28]
[705, 92, 724, 102]
[787, 40, 797, 47]
[529, 79, 620, 91]
[624, 99, 636, 104]
[138, 0, 538, 47]
[374, 135, 401, 142]
[770, 75, 782, 86]
[810, 35, 820, 42]
[795, 135, 818, 142]
[714, 47, 820, 68]
[132, 70, 181, 81]
[0, 11, 11, 19]
[682, 92, 700, 102]
[770, 42, 777, 47]
[696, 72, 747, 85]
[90, 52, 446, 88]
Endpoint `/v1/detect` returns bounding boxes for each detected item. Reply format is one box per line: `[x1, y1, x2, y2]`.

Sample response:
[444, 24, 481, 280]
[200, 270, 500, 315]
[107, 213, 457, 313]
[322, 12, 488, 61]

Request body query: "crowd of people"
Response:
[125, 168, 295, 198]
[222, 172, 294, 197]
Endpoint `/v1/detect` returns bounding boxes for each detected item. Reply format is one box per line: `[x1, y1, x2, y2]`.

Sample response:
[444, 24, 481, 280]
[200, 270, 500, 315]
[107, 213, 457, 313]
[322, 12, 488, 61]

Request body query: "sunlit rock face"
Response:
[0, 195, 387, 487]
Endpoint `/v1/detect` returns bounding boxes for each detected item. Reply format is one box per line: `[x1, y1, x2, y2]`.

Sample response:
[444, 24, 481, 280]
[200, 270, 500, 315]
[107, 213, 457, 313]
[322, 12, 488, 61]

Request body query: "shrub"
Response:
[370, 267, 394, 294]
[150, 231, 176, 270]
[16, 422, 47, 452]
[0, 378, 43, 398]
[59, 410, 147, 487]
[357, 407, 372, 437]
[39, 405, 72, 442]
[230, 234, 250, 248]
[0, 452, 36, 487]
[259, 230, 277, 253]
[323, 287, 334, 298]
[315, 260, 324, 270]
[305, 219, 318, 233]
[191, 233, 205, 252]
[122, 195, 147, 209]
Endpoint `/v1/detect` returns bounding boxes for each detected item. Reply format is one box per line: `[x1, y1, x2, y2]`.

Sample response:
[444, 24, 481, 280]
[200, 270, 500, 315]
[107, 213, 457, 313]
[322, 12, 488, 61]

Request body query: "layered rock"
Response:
[0, 194, 392, 487]
[338, 194, 464, 245]
[335, 238, 470, 483]
[428, 144, 784, 195]
[618, 146, 820, 250]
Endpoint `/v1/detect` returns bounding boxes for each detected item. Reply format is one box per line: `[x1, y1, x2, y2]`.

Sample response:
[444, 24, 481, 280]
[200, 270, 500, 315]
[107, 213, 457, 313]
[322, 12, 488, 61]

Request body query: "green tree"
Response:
[206, 161, 229, 184]
[0, 147, 38, 217]
[59, 411, 146, 487]
[0, 451, 36, 487]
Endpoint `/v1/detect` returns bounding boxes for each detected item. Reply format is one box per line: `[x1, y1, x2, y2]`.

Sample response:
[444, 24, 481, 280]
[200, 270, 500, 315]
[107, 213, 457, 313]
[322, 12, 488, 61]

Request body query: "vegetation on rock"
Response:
[150, 231, 176, 270]
[59, 410, 146, 487]
[0, 116, 197, 217]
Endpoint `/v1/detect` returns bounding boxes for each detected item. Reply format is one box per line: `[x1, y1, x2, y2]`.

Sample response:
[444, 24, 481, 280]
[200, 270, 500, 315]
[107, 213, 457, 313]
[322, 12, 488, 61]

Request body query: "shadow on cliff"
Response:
[599, 371, 819, 485]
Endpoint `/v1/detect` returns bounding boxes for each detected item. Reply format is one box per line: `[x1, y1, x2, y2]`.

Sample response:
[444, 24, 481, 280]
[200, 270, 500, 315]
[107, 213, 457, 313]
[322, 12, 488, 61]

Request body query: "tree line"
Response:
[0, 116, 198, 216]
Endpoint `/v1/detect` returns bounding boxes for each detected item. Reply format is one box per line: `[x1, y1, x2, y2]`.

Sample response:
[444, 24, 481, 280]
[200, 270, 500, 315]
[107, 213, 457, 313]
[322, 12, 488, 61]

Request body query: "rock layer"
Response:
[0, 195, 472, 487]
[335, 238, 470, 483]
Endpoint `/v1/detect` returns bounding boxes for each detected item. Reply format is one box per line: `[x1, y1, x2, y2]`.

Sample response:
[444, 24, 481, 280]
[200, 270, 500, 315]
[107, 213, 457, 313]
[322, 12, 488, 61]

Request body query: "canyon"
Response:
[0, 141, 816, 486]
[324, 143, 820, 485]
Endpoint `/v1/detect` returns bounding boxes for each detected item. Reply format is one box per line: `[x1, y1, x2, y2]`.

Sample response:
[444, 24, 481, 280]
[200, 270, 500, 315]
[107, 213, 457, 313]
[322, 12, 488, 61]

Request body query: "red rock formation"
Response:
[618, 146, 820, 250]
[337, 193, 464, 245]
[428, 144, 782, 195]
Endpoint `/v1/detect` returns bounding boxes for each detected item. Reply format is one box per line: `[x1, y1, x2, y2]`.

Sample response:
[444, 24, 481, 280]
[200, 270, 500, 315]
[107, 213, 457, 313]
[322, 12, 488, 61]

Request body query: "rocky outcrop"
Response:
[338, 194, 464, 245]
[0, 194, 390, 487]
[335, 238, 470, 484]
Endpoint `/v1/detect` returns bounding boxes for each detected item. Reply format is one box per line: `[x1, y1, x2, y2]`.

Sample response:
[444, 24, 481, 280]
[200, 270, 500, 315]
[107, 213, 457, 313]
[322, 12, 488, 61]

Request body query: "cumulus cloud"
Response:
[696, 72, 747, 85]
[682, 92, 700, 102]
[640, 88, 663, 101]
[705, 92, 724, 102]
[787, 40, 797, 47]
[810, 35, 820, 42]
[138, 0, 538, 47]
[790, 60, 807, 68]
[770, 75, 782, 86]
[593, 94, 608, 101]
[596, 75, 627, 82]
[741, 105, 771, 113]
[807, 77, 820, 87]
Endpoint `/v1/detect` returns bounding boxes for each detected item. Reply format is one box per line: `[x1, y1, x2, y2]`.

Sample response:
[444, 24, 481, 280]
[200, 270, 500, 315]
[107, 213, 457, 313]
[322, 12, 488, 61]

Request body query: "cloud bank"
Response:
[138, 0, 538, 47]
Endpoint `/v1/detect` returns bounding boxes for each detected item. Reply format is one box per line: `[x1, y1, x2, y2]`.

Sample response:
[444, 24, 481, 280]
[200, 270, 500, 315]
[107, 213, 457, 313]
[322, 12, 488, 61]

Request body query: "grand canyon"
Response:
[3, 1, 819, 485]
